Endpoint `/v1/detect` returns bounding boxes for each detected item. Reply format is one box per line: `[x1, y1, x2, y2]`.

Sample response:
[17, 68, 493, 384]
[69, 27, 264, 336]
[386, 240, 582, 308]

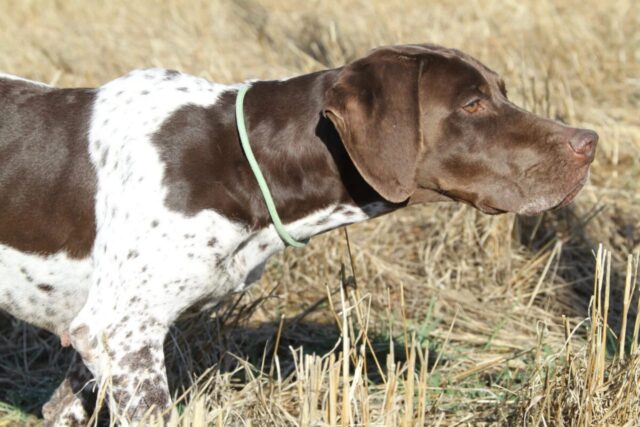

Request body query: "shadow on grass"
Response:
[166, 296, 437, 398]
[0, 313, 74, 417]
[515, 204, 638, 346]
[0, 294, 438, 420]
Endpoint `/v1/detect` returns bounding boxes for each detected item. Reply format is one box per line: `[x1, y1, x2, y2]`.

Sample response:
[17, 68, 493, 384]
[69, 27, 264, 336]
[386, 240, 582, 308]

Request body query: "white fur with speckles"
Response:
[0, 244, 91, 337]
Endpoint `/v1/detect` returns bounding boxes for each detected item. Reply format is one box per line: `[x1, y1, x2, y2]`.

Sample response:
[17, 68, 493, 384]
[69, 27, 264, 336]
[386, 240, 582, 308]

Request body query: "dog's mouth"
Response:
[434, 188, 508, 215]
[476, 202, 507, 215]
[554, 186, 581, 209]
[433, 178, 587, 217]
[553, 173, 588, 210]
[516, 172, 589, 216]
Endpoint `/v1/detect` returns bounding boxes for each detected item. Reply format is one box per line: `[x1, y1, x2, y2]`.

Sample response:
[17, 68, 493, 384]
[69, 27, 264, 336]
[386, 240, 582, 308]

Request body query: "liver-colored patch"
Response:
[0, 79, 97, 259]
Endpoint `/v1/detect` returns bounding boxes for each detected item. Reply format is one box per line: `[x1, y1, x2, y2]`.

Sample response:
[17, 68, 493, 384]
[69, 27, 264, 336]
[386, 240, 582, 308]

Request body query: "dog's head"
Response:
[323, 44, 597, 215]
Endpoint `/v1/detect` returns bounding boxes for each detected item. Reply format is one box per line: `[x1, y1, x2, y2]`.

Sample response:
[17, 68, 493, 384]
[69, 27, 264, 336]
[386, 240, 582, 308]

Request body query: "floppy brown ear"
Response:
[324, 50, 423, 203]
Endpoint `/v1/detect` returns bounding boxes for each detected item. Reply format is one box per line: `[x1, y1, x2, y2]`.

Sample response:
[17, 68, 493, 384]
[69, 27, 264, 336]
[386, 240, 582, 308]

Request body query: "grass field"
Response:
[0, 0, 639, 425]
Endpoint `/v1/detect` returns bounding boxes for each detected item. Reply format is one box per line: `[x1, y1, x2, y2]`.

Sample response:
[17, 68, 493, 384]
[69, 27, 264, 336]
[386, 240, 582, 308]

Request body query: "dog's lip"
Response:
[556, 184, 582, 207]
[519, 173, 589, 216]
[434, 188, 507, 215]
[554, 172, 589, 210]
[477, 202, 506, 215]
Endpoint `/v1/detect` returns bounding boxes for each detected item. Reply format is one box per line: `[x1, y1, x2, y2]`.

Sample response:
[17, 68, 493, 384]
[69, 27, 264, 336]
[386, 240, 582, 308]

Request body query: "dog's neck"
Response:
[235, 71, 391, 232]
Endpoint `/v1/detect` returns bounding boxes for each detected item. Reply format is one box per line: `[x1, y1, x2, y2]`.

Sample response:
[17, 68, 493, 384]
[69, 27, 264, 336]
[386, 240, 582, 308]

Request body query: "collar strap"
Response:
[235, 84, 308, 248]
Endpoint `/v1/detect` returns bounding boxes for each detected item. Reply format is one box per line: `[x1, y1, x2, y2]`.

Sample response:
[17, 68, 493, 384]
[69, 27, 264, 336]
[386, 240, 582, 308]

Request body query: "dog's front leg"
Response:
[66, 235, 205, 424]
[69, 293, 172, 424]
[66, 212, 229, 424]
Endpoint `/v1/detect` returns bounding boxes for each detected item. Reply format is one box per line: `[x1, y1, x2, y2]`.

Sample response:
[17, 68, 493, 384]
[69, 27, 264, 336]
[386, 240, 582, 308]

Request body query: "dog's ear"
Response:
[324, 49, 423, 203]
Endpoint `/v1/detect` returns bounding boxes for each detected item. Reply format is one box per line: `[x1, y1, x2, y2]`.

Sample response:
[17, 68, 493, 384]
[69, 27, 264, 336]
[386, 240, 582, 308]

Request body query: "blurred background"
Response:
[0, 0, 638, 425]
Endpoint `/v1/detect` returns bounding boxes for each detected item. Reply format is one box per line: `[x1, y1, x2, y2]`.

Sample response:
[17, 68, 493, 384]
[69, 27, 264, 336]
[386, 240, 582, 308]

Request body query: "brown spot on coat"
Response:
[0, 80, 97, 258]
[120, 346, 152, 371]
[37, 283, 54, 292]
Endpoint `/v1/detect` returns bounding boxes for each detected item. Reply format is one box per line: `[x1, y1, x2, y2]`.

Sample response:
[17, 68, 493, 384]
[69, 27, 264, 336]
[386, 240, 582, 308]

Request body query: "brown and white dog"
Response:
[0, 44, 596, 425]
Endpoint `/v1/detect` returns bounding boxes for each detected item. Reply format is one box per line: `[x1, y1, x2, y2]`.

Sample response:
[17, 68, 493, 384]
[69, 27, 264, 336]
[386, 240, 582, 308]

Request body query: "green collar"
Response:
[235, 84, 308, 248]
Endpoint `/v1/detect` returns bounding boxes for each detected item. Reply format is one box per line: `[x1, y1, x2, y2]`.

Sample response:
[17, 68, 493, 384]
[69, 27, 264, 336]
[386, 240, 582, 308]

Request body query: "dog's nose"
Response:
[569, 129, 598, 159]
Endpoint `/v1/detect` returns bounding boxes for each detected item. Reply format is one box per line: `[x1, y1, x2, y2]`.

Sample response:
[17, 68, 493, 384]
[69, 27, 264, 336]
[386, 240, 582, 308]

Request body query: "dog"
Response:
[0, 44, 597, 425]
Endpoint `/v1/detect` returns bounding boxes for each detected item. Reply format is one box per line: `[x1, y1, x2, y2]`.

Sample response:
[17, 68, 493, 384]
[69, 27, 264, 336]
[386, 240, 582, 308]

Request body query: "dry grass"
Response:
[0, 0, 639, 425]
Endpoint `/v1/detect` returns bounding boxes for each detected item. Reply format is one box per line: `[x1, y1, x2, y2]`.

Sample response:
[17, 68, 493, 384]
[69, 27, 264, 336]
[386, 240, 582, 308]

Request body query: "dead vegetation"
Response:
[0, 0, 639, 425]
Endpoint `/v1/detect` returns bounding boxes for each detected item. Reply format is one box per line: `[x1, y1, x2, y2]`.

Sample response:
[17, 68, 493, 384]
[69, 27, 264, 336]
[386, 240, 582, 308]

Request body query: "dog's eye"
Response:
[462, 99, 483, 114]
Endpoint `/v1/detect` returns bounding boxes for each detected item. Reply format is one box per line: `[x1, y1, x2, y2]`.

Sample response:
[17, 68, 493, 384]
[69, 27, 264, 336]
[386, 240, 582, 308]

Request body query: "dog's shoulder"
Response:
[96, 68, 233, 106]
[90, 68, 235, 151]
